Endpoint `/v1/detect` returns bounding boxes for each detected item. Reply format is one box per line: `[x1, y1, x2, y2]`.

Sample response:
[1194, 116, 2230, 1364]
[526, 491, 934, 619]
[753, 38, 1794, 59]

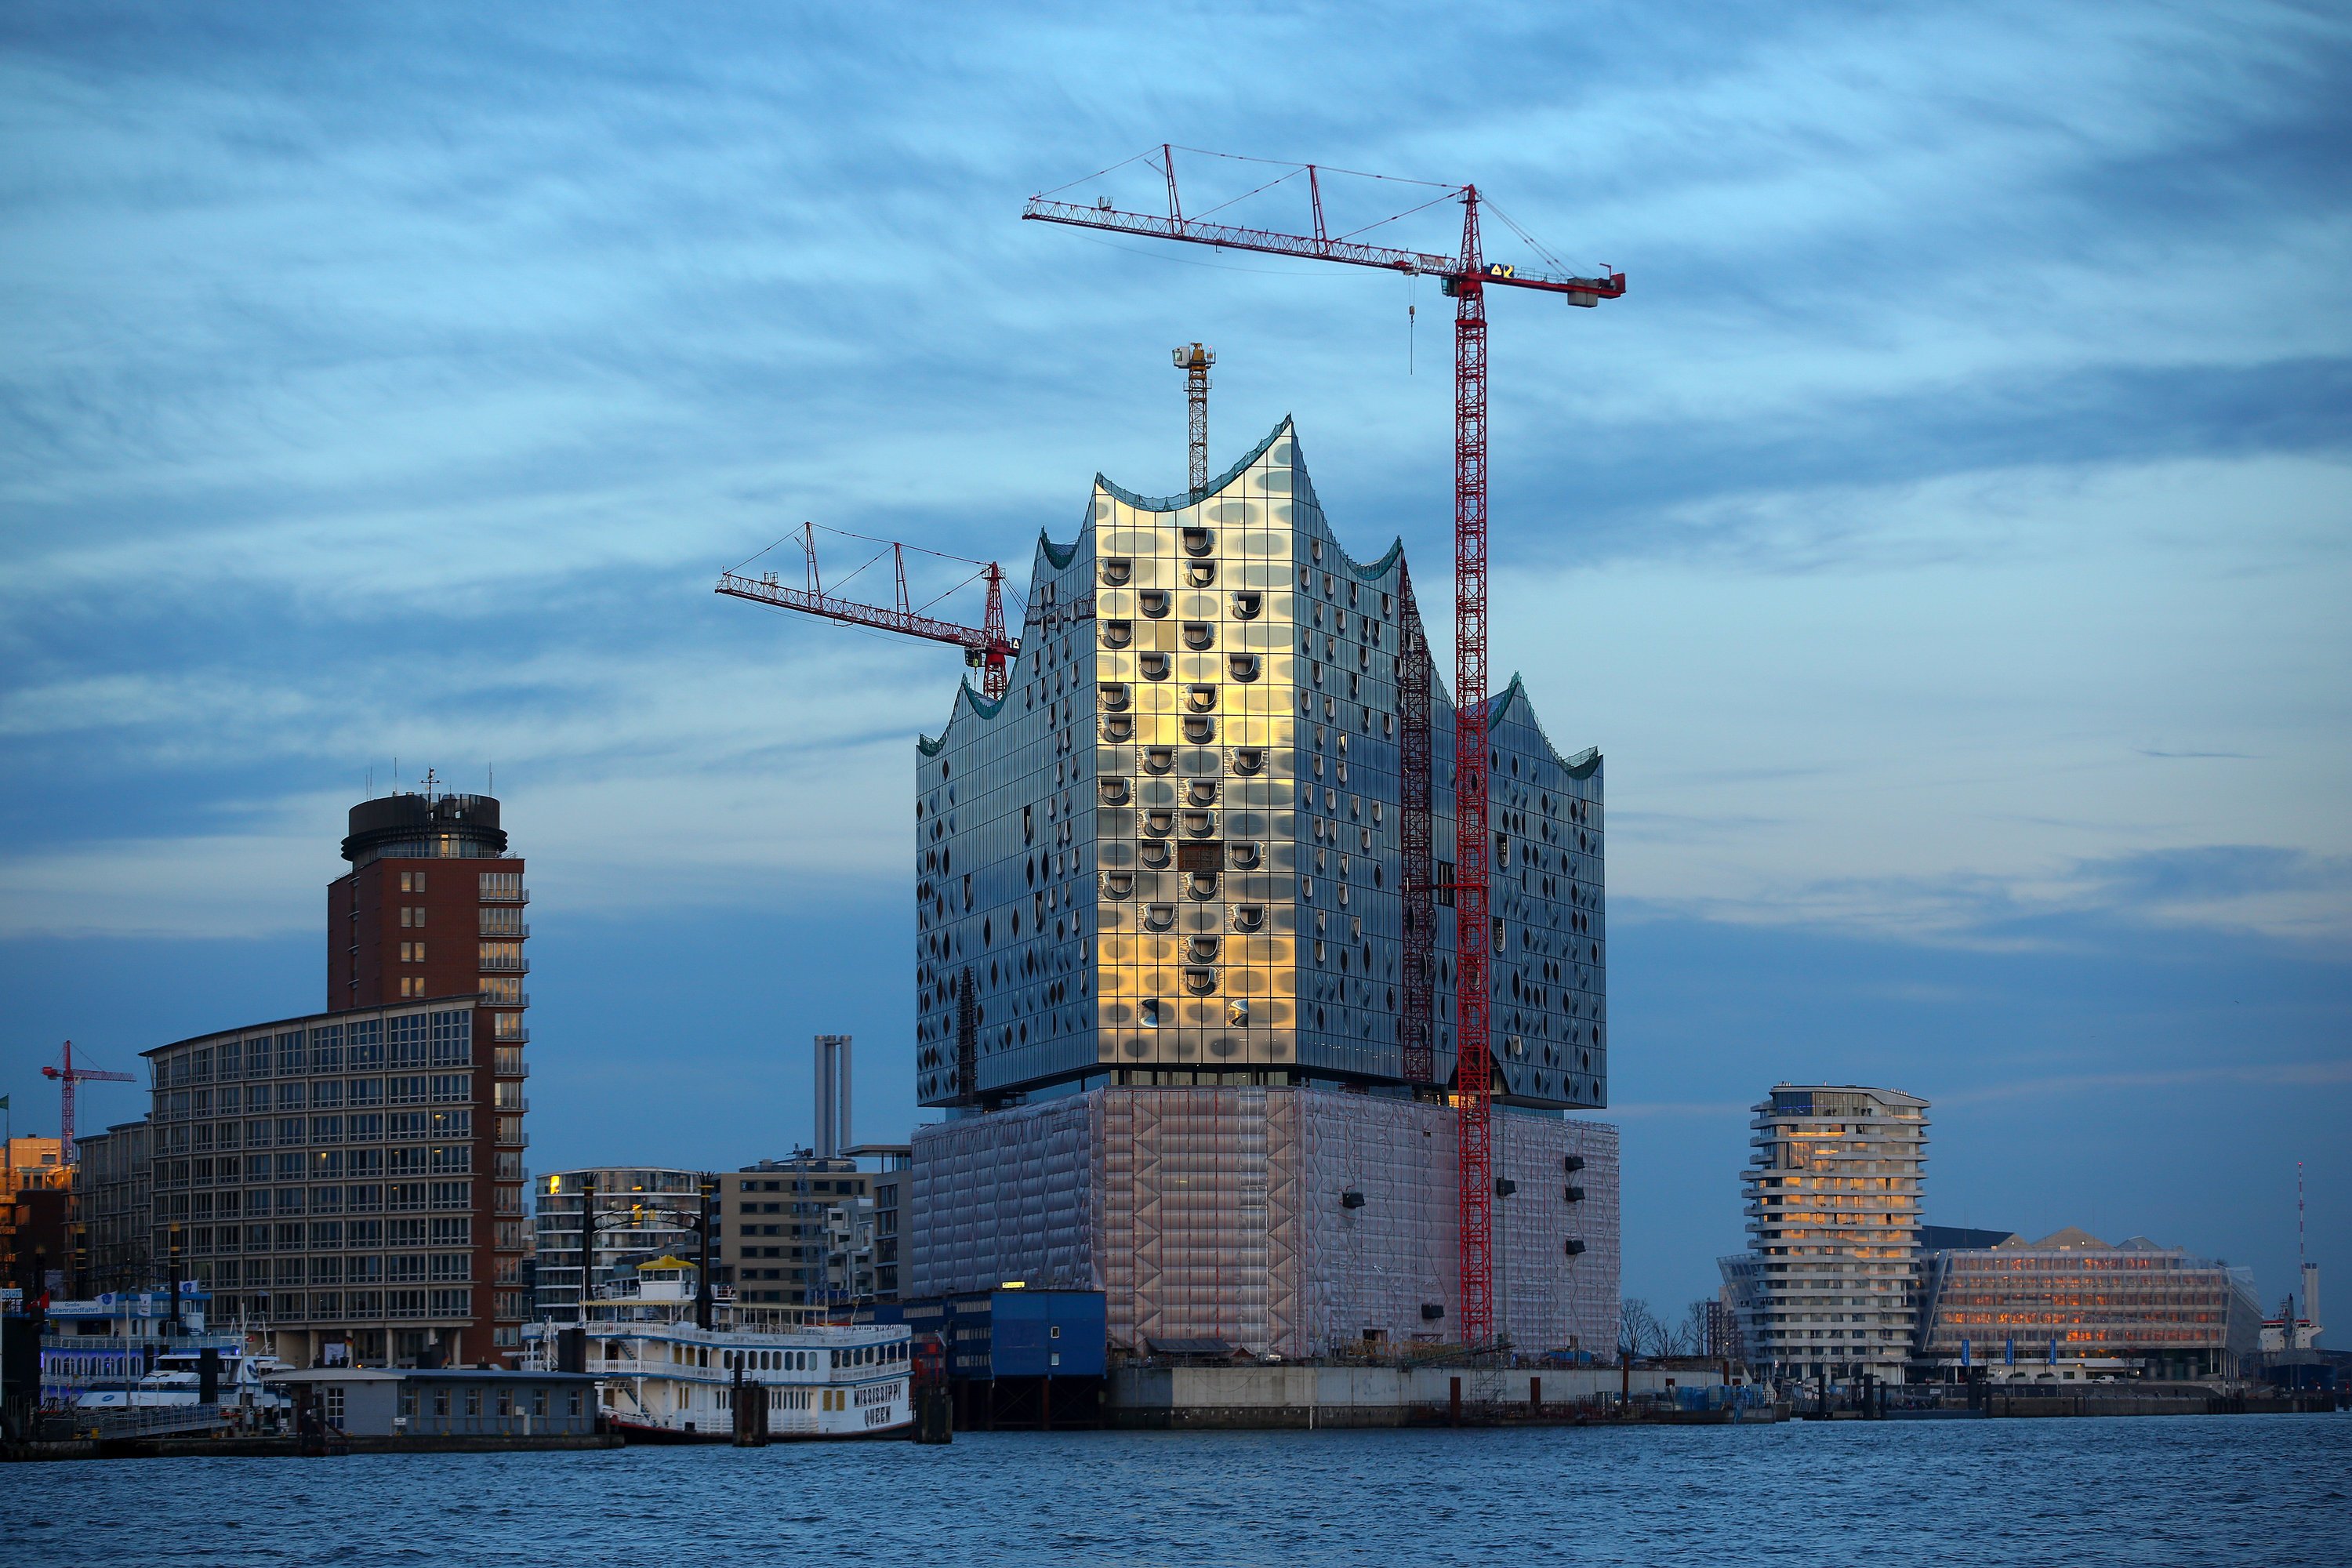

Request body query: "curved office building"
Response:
[909, 419, 1619, 1355]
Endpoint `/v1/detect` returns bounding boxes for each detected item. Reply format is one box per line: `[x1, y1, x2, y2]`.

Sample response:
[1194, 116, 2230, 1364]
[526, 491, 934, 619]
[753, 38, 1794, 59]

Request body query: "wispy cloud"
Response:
[0, 4, 2345, 960]
[1933, 1058, 2352, 1107]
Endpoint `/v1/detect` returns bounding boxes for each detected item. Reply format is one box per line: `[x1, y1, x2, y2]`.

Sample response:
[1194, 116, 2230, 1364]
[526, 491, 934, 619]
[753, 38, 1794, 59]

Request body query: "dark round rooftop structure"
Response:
[343, 792, 507, 865]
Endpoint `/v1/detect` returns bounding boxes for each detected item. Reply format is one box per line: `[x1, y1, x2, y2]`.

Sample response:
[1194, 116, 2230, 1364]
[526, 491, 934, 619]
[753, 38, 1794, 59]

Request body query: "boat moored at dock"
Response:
[521, 1257, 910, 1440]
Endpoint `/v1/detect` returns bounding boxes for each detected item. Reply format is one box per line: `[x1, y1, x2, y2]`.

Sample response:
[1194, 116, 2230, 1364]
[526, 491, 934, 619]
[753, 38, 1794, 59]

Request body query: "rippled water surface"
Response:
[7, 1414, 2347, 1566]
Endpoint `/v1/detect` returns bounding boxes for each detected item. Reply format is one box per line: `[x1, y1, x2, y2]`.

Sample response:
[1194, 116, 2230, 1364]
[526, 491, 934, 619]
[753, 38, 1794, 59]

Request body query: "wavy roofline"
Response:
[916, 677, 1004, 756]
[1345, 537, 1405, 580]
[1488, 671, 1601, 778]
[1094, 415, 1294, 514]
[924, 418, 1598, 779]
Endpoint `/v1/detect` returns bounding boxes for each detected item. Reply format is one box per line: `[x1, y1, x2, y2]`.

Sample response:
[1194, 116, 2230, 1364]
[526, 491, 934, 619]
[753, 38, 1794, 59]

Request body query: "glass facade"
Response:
[913, 418, 1606, 1111]
[1915, 1231, 2263, 1379]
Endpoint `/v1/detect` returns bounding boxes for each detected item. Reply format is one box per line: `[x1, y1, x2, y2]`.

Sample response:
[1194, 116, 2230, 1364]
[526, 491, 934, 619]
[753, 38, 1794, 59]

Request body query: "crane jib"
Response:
[1021, 198, 1624, 300]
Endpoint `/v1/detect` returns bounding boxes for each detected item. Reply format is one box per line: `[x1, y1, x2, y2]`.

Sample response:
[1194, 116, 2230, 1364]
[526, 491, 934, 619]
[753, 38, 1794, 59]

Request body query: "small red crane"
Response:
[717, 522, 1022, 701]
[42, 1040, 136, 1164]
[1026, 145, 1625, 1347]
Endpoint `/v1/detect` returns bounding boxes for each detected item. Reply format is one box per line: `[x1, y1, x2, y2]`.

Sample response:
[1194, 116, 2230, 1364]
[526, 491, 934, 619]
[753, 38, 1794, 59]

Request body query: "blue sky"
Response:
[2, 2, 2347, 1316]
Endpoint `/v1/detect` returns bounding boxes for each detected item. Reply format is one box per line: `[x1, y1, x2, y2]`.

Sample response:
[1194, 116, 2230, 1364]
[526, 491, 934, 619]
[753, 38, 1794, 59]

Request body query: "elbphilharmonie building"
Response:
[908, 419, 1620, 1356]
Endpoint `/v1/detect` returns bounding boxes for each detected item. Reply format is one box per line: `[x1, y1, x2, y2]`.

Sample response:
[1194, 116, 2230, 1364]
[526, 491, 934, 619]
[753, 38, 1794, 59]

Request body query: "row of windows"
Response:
[154, 1011, 471, 1084]
[208, 1288, 472, 1321]
[182, 1215, 472, 1246]
[154, 1180, 473, 1217]
[193, 1252, 474, 1283]
[169, 1136, 474, 1176]
[396, 1384, 578, 1421]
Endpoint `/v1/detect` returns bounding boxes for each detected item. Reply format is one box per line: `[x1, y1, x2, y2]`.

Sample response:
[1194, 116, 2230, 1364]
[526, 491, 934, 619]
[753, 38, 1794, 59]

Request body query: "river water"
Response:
[6, 1414, 2347, 1565]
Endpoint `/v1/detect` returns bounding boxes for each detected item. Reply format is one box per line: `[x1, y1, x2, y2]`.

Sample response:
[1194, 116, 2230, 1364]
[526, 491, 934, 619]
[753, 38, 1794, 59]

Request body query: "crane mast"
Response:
[1173, 342, 1215, 495]
[1025, 147, 1624, 1345]
[43, 1039, 136, 1164]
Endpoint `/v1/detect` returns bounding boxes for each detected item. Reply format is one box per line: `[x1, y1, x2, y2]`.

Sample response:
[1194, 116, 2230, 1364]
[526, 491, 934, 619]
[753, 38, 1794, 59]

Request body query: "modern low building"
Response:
[49, 786, 533, 1364]
[67, 1120, 151, 1296]
[1913, 1226, 2263, 1380]
[4, 1135, 71, 1297]
[532, 1167, 705, 1319]
[143, 996, 526, 1367]
[4, 1138, 66, 1193]
[858, 1145, 909, 1301]
[1725, 1083, 1928, 1383]
[888, 1287, 1108, 1428]
[723, 1150, 906, 1308]
[906, 418, 1618, 1353]
[267, 1365, 600, 1436]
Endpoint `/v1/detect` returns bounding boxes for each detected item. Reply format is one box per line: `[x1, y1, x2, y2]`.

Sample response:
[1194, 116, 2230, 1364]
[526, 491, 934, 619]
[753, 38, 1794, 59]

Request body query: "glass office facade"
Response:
[913, 418, 1605, 1111]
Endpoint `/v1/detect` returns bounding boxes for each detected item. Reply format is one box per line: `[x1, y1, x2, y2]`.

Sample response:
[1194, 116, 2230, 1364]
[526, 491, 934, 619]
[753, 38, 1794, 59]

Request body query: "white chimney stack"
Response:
[814, 1034, 852, 1157]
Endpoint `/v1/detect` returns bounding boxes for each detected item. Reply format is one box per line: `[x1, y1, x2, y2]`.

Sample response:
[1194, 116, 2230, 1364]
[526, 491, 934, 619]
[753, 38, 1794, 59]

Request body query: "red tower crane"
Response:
[717, 522, 1022, 700]
[42, 1040, 136, 1164]
[1025, 146, 1625, 1346]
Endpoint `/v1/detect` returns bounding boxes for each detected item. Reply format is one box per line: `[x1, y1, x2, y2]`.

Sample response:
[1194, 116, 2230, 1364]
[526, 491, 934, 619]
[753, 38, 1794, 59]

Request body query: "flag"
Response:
[0, 1093, 9, 1110]
[2005, 1336, 2016, 1366]
[1962, 1339, 1972, 1367]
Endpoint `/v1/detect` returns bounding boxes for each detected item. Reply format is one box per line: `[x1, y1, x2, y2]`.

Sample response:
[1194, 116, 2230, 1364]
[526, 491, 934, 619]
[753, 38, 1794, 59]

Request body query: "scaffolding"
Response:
[911, 1087, 1617, 1359]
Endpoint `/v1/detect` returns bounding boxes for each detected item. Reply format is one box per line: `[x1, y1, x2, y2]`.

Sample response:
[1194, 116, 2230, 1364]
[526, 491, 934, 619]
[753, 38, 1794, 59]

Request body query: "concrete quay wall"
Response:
[1109, 1363, 1723, 1428]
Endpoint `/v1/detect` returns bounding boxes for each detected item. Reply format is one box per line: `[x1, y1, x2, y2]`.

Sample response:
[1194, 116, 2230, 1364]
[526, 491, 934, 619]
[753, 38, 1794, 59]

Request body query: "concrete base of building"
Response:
[913, 1086, 1620, 1359]
[949, 1374, 1107, 1430]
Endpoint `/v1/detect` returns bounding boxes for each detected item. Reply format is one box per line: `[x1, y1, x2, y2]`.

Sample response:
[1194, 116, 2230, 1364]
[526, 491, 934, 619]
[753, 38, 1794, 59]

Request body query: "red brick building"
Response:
[329, 789, 529, 1022]
[323, 787, 532, 1363]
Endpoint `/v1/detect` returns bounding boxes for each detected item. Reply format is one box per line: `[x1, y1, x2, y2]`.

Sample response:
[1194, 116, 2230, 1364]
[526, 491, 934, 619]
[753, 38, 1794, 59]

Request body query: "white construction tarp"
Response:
[912, 1087, 1619, 1359]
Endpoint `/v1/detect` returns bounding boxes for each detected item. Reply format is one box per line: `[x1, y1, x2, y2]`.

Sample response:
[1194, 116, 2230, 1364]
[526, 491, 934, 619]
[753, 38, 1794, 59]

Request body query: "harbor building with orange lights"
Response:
[1722, 1083, 1928, 1383]
[1912, 1226, 2263, 1381]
